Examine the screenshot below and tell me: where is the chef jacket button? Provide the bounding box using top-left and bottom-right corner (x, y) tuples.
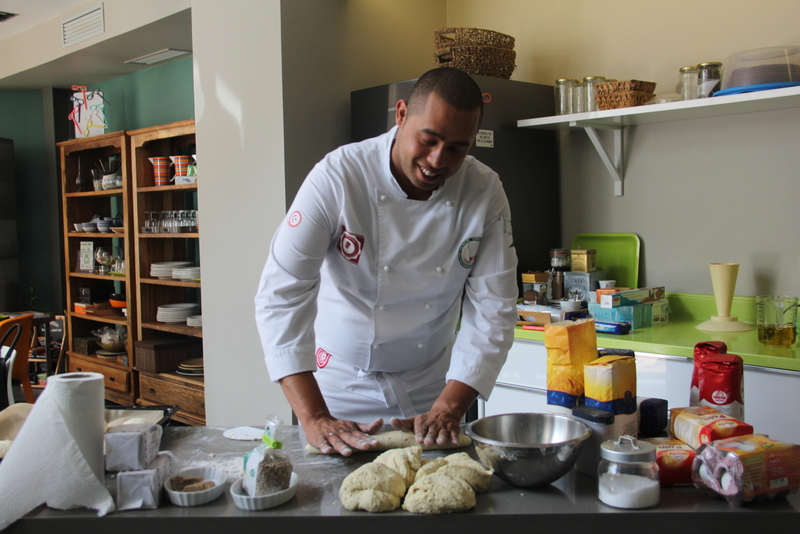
(446, 201), (453, 207)
(379, 305), (385, 311)
(436, 266), (444, 273)
(383, 265), (390, 272)
(372, 344), (379, 349)
(417, 343), (424, 349)
(380, 195), (387, 202)
(424, 303), (431, 309)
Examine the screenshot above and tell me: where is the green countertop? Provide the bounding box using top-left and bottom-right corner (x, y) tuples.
(514, 292), (800, 373)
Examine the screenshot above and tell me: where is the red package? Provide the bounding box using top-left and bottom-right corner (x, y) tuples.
(690, 342), (744, 420)
(642, 437), (696, 486)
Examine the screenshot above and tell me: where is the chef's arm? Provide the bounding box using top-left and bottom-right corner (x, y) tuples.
(279, 371), (382, 456)
(391, 379), (477, 446)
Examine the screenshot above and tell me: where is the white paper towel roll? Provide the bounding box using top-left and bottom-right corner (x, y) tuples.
(0, 372), (115, 530)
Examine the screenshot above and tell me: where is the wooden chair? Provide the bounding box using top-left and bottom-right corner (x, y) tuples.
(0, 314), (35, 404)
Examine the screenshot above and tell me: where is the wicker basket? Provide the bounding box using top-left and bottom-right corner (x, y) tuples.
(433, 27), (516, 79)
(595, 90), (655, 110)
(435, 46), (516, 79)
(595, 79), (657, 95)
(434, 27), (515, 50)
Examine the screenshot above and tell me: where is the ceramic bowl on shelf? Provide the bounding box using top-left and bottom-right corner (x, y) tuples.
(164, 466), (227, 507)
(81, 222), (97, 232)
(229, 473), (298, 511)
(73, 223), (82, 232)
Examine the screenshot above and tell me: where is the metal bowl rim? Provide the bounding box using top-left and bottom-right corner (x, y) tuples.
(465, 412), (591, 449)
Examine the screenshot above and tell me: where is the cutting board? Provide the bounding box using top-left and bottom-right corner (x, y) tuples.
(571, 233), (640, 288)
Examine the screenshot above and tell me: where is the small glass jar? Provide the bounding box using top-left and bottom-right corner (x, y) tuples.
(549, 248), (570, 270)
(679, 66), (699, 100)
(598, 435), (660, 509)
(697, 61), (723, 98)
(583, 76), (607, 112)
(572, 79), (586, 113)
(555, 79), (577, 115)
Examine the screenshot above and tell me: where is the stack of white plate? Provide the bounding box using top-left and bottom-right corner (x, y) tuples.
(151, 261), (193, 279)
(186, 315), (203, 328)
(173, 266), (201, 281)
(157, 303), (200, 323)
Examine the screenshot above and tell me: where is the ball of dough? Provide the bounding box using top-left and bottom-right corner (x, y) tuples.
(414, 457), (448, 482)
(403, 472), (476, 514)
(374, 445), (422, 488)
(339, 462), (406, 512)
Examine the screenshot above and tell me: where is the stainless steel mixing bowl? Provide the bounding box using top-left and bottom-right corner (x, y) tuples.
(465, 413), (590, 488)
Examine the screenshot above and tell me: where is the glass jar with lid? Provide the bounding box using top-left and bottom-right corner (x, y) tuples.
(583, 76), (607, 112)
(555, 78), (577, 115)
(697, 61), (723, 98)
(572, 79), (586, 113)
(598, 435), (660, 509)
(678, 66), (699, 100)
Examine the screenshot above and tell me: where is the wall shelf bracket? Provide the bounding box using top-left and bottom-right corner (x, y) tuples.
(571, 120), (624, 196)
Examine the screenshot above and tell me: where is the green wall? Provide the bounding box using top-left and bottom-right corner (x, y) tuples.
(0, 56), (194, 313)
(95, 56), (194, 131)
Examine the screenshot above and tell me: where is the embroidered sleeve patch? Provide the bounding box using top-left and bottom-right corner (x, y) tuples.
(458, 237), (481, 268)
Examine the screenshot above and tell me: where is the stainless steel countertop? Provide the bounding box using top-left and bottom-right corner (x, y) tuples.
(10, 425), (800, 534)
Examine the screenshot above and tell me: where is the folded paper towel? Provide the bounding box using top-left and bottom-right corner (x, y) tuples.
(0, 372), (115, 530)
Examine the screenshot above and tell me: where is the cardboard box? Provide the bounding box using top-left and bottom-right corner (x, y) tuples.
(595, 287), (632, 303)
(600, 286), (666, 308)
(651, 299), (670, 323)
(570, 249), (597, 272)
(589, 302), (653, 329)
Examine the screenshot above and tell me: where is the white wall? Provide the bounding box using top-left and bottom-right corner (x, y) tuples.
(195, 0), (445, 425)
(190, 0), (288, 425)
(448, 0), (800, 297)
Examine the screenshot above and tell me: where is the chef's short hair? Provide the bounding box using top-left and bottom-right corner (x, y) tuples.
(407, 67), (483, 122)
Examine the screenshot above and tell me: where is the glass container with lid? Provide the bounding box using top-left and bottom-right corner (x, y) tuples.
(555, 79), (577, 115)
(598, 435), (659, 509)
(678, 66), (699, 100)
(583, 76), (607, 112)
(697, 61), (723, 98)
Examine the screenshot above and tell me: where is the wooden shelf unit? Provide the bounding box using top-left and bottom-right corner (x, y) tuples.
(58, 131), (138, 404)
(128, 120), (205, 425)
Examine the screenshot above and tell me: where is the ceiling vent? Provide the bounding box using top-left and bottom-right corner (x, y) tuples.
(0, 11), (19, 23)
(62, 4), (104, 48)
(125, 49), (191, 65)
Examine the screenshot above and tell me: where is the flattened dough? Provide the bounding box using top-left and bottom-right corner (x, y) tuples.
(305, 430), (471, 455)
(339, 462), (406, 512)
(403, 471), (476, 514)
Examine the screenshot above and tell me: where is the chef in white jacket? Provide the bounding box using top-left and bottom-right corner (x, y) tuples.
(255, 68), (518, 456)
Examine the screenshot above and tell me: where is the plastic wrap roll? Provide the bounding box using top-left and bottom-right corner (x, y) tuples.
(692, 435), (800, 506)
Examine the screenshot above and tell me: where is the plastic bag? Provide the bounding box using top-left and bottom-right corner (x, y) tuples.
(243, 416), (293, 496)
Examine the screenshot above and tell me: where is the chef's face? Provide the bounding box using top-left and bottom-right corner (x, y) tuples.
(390, 92), (481, 200)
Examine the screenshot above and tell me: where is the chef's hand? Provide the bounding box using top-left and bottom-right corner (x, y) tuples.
(390, 380), (478, 447)
(278, 371), (382, 456)
(305, 415), (383, 456)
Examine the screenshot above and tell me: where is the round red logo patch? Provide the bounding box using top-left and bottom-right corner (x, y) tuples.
(315, 347), (332, 368)
(288, 211), (302, 227)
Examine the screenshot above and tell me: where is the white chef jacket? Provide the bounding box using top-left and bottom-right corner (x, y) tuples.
(255, 126), (518, 417)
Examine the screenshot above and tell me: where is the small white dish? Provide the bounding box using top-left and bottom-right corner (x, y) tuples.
(223, 426), (263, 441)
(229, 473), (298, 511)
(599, 280), (616, 289)
(560, 299), (582, 312)
(164, 466), (227, 507)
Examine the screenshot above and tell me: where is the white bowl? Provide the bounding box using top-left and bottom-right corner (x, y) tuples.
(164, 466), (227, 507)
(560, 299), (583, 312)
(229, 472), (298, 511)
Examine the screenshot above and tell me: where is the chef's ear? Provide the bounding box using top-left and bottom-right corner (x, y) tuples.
(395, 100), (408, 127)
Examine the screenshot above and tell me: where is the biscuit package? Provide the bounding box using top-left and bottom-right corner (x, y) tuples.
(670, 406), (753, 450)
(692, 434), (800, 506)
(642, 437), (695, 486)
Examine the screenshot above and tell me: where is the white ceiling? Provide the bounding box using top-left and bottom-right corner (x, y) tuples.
(0, 1), (193, 91)
(0, 0), (88, 41)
